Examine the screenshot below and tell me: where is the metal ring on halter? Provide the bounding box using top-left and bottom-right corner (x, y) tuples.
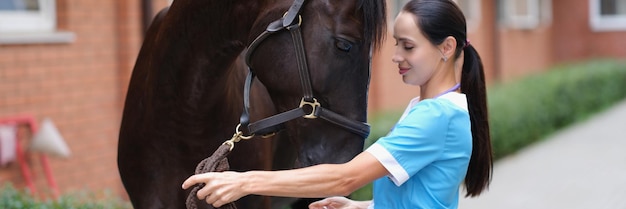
(283, 12), (302, 26)
(235, 124), (255, 140)
(223, 124), (255, 151)
(299, 98), (320, 119)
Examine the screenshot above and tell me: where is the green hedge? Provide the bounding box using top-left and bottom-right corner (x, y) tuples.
(352, 59), (626, 200)
(0, 183), (131, 209)
(488, 59), (626, 159)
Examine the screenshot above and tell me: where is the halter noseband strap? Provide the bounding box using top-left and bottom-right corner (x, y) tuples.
(239, 0), (371, 138)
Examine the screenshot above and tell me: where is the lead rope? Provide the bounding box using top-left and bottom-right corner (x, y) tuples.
(185, 143), (238, 209)
(186, 125), (252, 209)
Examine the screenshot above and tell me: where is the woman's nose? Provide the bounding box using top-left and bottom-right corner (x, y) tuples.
(391, 53), (402, 63)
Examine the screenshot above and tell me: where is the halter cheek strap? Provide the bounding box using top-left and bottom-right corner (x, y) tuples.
(238, 0), (370, 139)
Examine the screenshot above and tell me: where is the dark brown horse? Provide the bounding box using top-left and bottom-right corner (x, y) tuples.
(118, 0), (386, 208)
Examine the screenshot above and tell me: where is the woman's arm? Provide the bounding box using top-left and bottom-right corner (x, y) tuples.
(182, 151), (387, 207)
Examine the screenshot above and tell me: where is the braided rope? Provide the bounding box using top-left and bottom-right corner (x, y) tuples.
(186, 143), (238, 209)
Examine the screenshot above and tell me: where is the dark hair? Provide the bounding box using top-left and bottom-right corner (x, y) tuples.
(403, 0), (492, 197)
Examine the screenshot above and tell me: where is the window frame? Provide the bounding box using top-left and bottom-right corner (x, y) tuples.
(0, 0), (56, 32)
(500, 0), (541, 29)
(589, 0), (626, 31)
(0, 0), (74, 45)
(453, 0), (482, 32)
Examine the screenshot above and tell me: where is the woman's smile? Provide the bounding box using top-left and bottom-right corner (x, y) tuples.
(399, 67), (410, 75)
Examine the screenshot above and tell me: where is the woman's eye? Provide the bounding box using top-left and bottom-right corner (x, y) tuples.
(335, 39), (353, 52)
(394, 40), (413, 50)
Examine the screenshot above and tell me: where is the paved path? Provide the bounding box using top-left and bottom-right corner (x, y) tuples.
(459, 99), (626, 209)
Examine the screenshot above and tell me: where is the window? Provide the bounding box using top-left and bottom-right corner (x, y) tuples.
(0, 0), (55, 32)
(499, 0), (552, 29)
(590, 0), (626, 31)
(453, 0), (481, 32)
(0, 0), (74, 44)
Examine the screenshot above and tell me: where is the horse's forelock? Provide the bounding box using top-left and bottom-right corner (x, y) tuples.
(358, 0), (387, 50)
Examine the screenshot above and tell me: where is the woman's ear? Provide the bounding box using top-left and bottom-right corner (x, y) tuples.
(439, 36), (458, 60)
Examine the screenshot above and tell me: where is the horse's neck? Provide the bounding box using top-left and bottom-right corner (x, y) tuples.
(167, 0), (285, 75)
(157, 0), (264, 99)
(145, 0), (283, 114)
(170, 0), (262, 64)
(122, 1), (258, 130)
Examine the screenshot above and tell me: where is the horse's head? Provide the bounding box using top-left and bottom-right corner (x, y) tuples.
(245, 0), (386, 167)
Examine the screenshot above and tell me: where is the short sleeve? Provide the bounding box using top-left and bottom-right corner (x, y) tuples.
(366, 99), (448, 186)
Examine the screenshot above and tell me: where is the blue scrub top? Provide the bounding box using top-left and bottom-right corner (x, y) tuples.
(365, 92), (472, 209)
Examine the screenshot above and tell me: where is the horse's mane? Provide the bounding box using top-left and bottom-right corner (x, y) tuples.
(358, 0), (387, 50)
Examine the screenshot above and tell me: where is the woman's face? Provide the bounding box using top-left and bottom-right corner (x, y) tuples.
(391, 12), (444, 86)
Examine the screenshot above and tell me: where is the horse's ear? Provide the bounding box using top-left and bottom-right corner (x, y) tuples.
(30, 118), (71, 158)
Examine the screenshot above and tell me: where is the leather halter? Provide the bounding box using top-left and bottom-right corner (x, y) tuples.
(239, 0), (371, 139)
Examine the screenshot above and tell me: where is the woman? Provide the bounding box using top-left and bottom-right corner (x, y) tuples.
(182, 0), (492, 208)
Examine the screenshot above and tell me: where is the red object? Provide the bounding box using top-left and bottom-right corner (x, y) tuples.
(0, 114), (60, 198)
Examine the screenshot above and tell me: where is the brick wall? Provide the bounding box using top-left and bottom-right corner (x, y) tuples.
(0, 0), (173, 199)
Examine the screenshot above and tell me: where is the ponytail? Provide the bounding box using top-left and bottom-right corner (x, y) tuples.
(460, 44), (493, 197)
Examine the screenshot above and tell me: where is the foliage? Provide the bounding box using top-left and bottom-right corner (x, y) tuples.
(488, 59), (626, 159)
(364, 110), (404, 147)
(352, 59), (626, 200)
(0, 183), (132, 209)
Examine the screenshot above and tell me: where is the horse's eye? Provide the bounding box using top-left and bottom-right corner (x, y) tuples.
(335, 39), (353, 52)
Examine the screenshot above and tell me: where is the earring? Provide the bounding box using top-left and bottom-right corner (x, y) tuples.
(439, 50), (448, 62)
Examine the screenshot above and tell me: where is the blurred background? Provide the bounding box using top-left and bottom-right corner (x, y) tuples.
(1, 0), (625, 208)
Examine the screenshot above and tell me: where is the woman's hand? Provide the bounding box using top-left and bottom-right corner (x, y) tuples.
(182, 171), (247, 208)
(308, 196), (371, 209)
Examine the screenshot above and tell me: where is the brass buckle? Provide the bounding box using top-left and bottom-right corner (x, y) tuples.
(299, 98), (320, 119)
